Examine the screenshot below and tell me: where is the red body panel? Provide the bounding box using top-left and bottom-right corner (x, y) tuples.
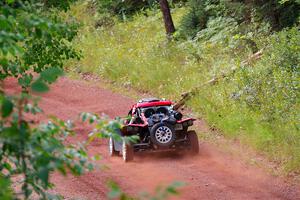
(133, 100), (172, 109)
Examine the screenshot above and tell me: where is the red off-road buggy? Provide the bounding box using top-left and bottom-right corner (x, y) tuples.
(109, 98), (199, 162)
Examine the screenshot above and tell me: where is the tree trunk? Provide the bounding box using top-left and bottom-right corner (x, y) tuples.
(159, 0), (175, 37)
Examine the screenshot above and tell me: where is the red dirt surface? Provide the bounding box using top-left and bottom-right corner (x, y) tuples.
(6, 77), (300, 200)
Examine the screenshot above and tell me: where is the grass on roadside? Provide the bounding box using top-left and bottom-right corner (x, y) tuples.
(63, 2), (300, 175)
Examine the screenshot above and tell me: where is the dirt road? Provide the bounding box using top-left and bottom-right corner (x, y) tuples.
(6, 77), (300, 200)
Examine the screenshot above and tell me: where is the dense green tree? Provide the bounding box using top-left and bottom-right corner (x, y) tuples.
(0, 1), (116, 199)
(178, 0), (208, 39)
(179, 0), (300, 38)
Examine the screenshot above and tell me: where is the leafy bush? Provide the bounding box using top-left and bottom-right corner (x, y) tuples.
(178, 0), (208, 39)
(0, 1), (121, 199)
(236, 27), (299, 122)
(107, 180), (185, 200)
(37, 0), (78, 11)
(95, 0), (157, 19)
(94, 0), (188, 20)
(178, 0), (300, 39)
(250, 0), (300, 30)
(194, 17), (238, 45)
(0, 0), (91, 198)
(190, 27), (300, 172)
(0, 1), (80, 91)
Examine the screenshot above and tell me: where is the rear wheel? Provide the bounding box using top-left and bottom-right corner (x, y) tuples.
(187, 130), (199, 155)
(122, 139), (134, 162)
(108, 137), (118, 156)
(150, 123), (176, 147)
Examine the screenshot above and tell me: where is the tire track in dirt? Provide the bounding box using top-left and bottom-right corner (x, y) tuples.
(6, 77), (300, 200)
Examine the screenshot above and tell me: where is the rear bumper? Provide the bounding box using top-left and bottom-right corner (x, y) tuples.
(133, 138), (190, 152)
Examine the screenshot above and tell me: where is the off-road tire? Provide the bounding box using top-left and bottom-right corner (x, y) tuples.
(187, 130), (199, 155)
(122, 139), (134, 162)
(150, 123), (176, 147)
(108, 137), (118, 157)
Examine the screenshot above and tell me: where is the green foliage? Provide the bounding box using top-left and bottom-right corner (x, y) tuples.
(250, 0), (300, 30)
(1, 97), (13, 118)
(0, 1), (80, 92)
(69, 2), (300, 175)
(30, 79), (50, 93)
(263, 27), (299, 73)
(0, 175), (12, 200)
(178, 0), (300, 39)
(239, 27), (299, 128)
(38, 0), (78, 11)
(81, 112), (139, 144)
(178, 0), (208, 39)
(95, 0), (157, 19)
(0, 106), (93, 199)
(0, 0), (92, 199)
(194, 17), (239, 45)
(107, 181), (133, 200)
(1, 1), (184, 199)
(107, 180), (185, 200)
(0, 97), (123, 199)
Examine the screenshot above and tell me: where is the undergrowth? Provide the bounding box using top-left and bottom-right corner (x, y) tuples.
(63, 2), (300, 175)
